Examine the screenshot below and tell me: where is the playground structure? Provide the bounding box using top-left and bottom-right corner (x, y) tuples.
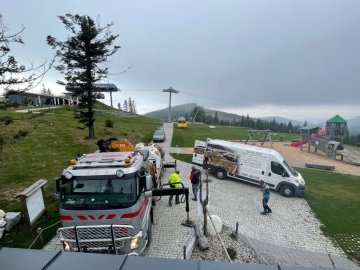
(299, 123), (360, 166)
(245, 129), (273, 147)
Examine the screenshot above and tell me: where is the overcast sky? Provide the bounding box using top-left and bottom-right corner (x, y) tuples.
(1, 0), (360, 122)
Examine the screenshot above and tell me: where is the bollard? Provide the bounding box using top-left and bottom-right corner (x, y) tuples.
(183, 245), (187, 259)
(37, 228), (44, 245)
(235, 222), (239, 235)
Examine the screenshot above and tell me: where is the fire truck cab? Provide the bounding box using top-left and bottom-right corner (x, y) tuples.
(54, 146), (155, 255)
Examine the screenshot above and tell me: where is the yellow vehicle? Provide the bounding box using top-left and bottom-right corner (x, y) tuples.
(177, 117), (187, 128)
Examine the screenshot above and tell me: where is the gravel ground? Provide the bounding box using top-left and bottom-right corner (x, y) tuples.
(190, 226), (263, 264)
(265, 142), (360, 176)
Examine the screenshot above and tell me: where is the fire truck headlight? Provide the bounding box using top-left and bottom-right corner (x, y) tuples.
(63, 241), (71, 251)
(130, 237), (139, 250)
(116, 169), (124, 178)
(64, 171), (73, 180)
(130, 232), (142, 250)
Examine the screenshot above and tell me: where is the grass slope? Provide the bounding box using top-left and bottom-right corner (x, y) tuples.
(172, 123), (300, 147)
(0, 105), (160, 248)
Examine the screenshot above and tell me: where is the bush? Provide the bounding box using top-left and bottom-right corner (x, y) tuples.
(13, 129), (30, 139)
(105, 119), (114, 128)
(226, 247), (237, 260)
(0, 115), (14, 125)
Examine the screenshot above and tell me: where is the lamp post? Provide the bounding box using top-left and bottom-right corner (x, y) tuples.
(162, 87), (179, 122)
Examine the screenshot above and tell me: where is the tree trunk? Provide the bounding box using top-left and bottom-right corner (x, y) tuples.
(88, 89), (95, 139)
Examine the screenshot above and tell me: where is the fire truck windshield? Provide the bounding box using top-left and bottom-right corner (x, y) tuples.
(60, 175), (138, 210)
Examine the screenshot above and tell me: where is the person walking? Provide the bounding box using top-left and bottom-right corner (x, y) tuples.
(260, 180), (272, 215)
(189, 166), (201, 201)
(168, 170), (181, 206)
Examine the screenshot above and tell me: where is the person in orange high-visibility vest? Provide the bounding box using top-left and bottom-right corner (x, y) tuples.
(168, 170), (181, 206)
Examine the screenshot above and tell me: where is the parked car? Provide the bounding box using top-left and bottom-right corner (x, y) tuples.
(153, 130), (166, 142)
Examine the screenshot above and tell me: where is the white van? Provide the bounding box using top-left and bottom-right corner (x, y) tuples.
(192, 139), (305, 197)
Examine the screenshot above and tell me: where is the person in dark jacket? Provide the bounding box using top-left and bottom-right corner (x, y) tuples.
(260, 180), (272, 215)
(189, 166), (201, 201)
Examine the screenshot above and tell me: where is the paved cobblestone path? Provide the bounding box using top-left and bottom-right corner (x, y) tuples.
(144, 123), (197, 258)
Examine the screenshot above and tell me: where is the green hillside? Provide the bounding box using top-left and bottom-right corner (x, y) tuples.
(0, 104), (160, 248)
(144, 103), (197, 121)
(172, 123), (300, 147)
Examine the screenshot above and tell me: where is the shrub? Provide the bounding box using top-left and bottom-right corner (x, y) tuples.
(13, 129), (30, 139)
(105, 119), (114, 128)
(226, 247), (237, 260)
(0, 115), (14, 125)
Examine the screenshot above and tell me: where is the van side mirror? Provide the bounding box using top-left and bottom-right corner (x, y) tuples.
(145, 175), (153, 191)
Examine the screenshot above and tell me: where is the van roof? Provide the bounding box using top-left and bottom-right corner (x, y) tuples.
(207, 139), (284, 162)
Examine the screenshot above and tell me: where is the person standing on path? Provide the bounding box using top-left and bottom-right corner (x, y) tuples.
(260, 180), (272, 215)
(189, 166), (201, 201)
(168, 170), (181, 206)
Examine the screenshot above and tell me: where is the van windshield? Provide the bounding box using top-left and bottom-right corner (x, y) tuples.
(60, 175), (138, 210)
(282, 161), (298, 177)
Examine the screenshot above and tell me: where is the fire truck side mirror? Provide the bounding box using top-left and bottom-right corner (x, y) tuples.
(145, 175), (153, 191)
(54, 178), (61, 194)
(144, 191), (153, 198)
(54, 178), (61, 199)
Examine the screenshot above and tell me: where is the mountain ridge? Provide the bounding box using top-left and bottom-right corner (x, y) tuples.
(144, 103), (360, 134)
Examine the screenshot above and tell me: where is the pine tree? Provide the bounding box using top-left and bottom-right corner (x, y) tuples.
(128, 97), (133, 113)
(287, 121), (293, 133)
(123, 100), (128, 112)
(214, 112), (219, 124)
(47, 14), (120, 138)
(117, 102), (122, 110)
(132, 100), (137, 114)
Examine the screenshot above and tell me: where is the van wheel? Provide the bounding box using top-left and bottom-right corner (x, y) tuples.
(146, 221), (152, 247)
(215, 168), (226, 180)
(280, 185), (294, 197)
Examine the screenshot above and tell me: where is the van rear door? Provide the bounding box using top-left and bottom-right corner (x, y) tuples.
(192, 140), (206, 165)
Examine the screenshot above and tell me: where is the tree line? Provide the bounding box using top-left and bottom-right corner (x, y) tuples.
(117, 97), (137, 114)
(188, 106), (300, 134)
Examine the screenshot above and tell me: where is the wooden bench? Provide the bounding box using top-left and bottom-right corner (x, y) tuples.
(305, 163), (335, 171)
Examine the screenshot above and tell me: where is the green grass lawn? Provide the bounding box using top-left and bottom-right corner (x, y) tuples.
(298, 168), (360, 263)
(172, 154), (360, 263)
(171, 123), (301, 147)
(0, 104), (161, 249)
